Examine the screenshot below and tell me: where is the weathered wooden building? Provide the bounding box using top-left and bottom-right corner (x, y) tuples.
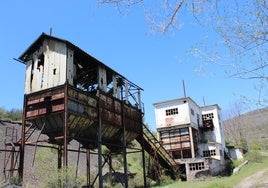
(18, 32), (145, 187)
(154, 97), (226, 180)
(1, 33), (179, 187)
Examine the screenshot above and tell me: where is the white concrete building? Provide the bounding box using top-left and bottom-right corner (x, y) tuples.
(154, 97), (227, 180)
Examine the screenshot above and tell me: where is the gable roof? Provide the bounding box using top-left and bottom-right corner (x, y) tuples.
(18, 32), (143, 90)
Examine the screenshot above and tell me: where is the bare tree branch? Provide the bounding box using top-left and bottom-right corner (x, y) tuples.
(163, 1), (184, 34)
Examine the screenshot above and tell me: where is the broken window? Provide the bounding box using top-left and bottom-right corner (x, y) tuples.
(172, 151), (181, 159)
(37, 54), (44, 70)
(38, 54), (45, 88)
(191, 108), (194, 116)
(202, 113), (214, 130)
(197, 113), (200, 126)
(189, 162), (205, 171)
(165, 108), (178, 116)
(202, 113), (214, 120)
(211, 149), (216, 156)
(203, 149), (216, 157)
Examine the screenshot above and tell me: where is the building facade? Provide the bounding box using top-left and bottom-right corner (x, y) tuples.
(154, 97), (226, 180)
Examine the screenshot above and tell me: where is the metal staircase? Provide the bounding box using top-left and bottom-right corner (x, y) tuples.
(136, 124), (180, 181)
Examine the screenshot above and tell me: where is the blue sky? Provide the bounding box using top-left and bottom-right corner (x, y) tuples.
(0, 1), (258, 130)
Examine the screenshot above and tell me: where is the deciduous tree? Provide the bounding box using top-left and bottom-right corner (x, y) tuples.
(100, 0), (268, 106)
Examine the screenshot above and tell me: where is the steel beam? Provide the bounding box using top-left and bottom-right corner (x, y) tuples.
(18, 95), (27, 180)
(98, 102), (103, 188)
(86, 149), (91, 186)
(63, 85), (68, 168)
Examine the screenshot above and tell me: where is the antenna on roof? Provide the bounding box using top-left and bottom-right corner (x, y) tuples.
(50, 27), (53, 36)
(182, 80), (187, 98)
(203, 96), (206, 106)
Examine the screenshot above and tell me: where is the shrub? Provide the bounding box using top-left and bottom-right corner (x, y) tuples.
(245, 150), (263, 163)
(251, 140), (261, 150)
(225, 159), (234, 176)
(0, 107), (22, 121)
(9, 176), (22, 186)
(35, 148), (86, 188)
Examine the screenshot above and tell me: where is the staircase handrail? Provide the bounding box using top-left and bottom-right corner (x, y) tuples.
(142, 124), (180, 176)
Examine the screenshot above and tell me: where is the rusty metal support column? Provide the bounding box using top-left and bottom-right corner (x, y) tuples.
(98, 103), (103, 188)
(141, 137), (147, 187)
(108, 154), (112, 187)
(58, 145), (63, 187)
(122, 127), (128, 188)
(18, 95), (27, 180)
(138, 89), (142, 110)
(63, 85), (68, 168)
(86, 149), (91, 187)
(58, 145), (62, 169)
(120, 86), (128, 188)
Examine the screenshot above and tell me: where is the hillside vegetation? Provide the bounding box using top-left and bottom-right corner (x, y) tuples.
(223, 107), (268, 151)
(0, 107), (22, 122)
(1, 107), (268, 187)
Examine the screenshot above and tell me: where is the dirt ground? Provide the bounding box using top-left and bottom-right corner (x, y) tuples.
(234, 152), (268, 188)
(234, 167), (268, 188)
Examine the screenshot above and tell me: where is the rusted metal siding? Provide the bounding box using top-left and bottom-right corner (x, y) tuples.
(68, 87), (98, 120)
(23, 84), (142, 150)
(25, 86), (65, 118)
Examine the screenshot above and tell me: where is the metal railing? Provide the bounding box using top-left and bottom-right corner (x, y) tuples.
(141, 124), (180, 179)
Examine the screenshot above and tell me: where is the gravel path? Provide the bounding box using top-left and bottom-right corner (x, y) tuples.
(234, 167), (268, 188)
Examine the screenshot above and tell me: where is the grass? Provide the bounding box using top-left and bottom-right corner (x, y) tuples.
(154, 155), (268, 188)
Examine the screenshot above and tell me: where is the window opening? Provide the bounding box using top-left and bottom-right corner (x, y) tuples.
(191, 108), (194, 116)
(202, 113), (214, 121)
(189, 162), (205, 171)
(203, 149), (216, 157)
(37, 54), (44, 70)
(166, 108), (178, 116)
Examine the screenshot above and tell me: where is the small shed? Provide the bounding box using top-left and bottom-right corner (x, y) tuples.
(227, 146), (244, 160)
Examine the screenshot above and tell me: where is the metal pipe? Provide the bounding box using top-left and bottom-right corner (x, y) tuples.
(182, 80), (187, 98)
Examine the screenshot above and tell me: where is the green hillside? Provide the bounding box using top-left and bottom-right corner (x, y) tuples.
(223, 107), (268, 150)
